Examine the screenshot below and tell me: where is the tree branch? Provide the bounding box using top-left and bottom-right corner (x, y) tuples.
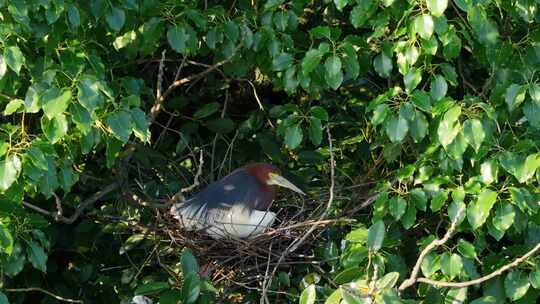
(415, 242), (540, 288)
(4, 287), (83, 303)
(22, 182), (120, 224)
(398, 206), (465, 290)
(148, 44), (241, 122)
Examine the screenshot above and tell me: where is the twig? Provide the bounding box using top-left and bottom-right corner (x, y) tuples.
(262, 127), (336, 298)
(4, 287), (83, 303)
(289, 128), (335, 253)
(180, 149), (204, 193)
(52, 192), (63, 221)
(156, 50), (166, 101)
(415, 242), (540, 288)
(210, 92), (229, 182)
(398, 206), (465, 290)
(148, 44), (241, 122)
(22, 183), (120, 224)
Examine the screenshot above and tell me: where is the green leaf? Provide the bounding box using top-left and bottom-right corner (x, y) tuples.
(0, 55), (7, 78)
(324, 55), (343, 90)
(373, 52), (392, 78)
(463, 119), (485, 152)
(41, 114), (68, 144)
(422, 36), (439, 55)
(411, 188), (427, 211)
(27, 241), (47, 272)
(438, 106), (461, 148)
(0, 292), (8, 304)
(273, 52), (294, 71)
(285, 124), (303, 149)
(302, 49), (324, 75)
(4, 242), (25, 277)
(430, 75), (448, 101)
(67, 5), (81, 27)
(440, 30), (462, 59)
(224, 21), (239, 42)
(376, 272), (400, 290)
(505, 270), (530, 301)
(334, 0), (349, 11)
(467, 189), (497, 230)
(404, 68), (422, 93)
(106, 111), (133, 143)
(385, 114), (409, 142)
(401, 203), (417, 229)
(411, 90), (432, 112)
(457, 239), (477, 260)
(106, 7), (125, 31)
(77, 77), (104, 113)
(529, 83), (540, 103)
(492, 203), (515, 233)
(371, 104), (389, 126)
(182, 273), (201, 303)
(341, 43), (359, 80)
(299, 284), (316, 304)
(441, 253), (463, 279)
(350, 1), (376, 28)
(194, 102), (220, 119)
(4, 46), (25, 75)
(41, 88), (71, 119)
(409, 112), (429, 142)
(415, 14), (434, 39)
(449, 200), (466, 226)
(445, 288), (467, 304)
(480, 159), (498, 184)
(470, 296), (496, 304)
(529, 261), (540, 289)
(505, 84), (527, 112)
(367, 220), (385, 252)
(308, 117), (323, 146)
(181, 250), (199, 274)
(168, 25), (188, 54)
(71, 103), (92, 134)
(431, 190), (448, 212)
(310, 106), (329, 121)
(427, 0), (448, 16)
(0, 155), (21, 192)
(499, 152), (540, 183)
(524, 101), (540, 128)
(389, 196), (406, 220)
(206, 118), (235, 134)
(0, 223), (13, 255)
(421, 252), (441, 277)
(135, 281), (169, 295)
(3, 99), (24, 115)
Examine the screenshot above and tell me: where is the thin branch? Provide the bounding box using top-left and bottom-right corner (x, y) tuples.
(415, 242), (540, 288)
(180, 149), (204, 194)
(4, 287), (83, 303)
(288, 127), (335, 253)
(156, 49), (166, 101)
(398, 206), (465, 291)
(22, 182), (120, 224)
(262, 127), (336, 300)
(148, 44), (241, 123)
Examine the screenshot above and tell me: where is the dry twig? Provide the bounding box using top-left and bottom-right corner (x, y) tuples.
(4, 287), (83, 303)
(416, 242), (540, 288)
(22, 183), (119, 224)
(398, 207), (465, 290)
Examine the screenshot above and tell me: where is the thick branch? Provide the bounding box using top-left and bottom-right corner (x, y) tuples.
(398, 207), (465, 290)
(415, 242), (540, 288)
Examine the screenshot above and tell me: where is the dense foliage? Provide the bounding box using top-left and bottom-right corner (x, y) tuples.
(1, 0), (540, 303)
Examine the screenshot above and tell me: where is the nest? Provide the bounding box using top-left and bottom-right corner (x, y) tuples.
(160, 191), (342, 287)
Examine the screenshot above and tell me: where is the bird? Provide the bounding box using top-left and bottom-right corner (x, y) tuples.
(170, 163), (305, 239)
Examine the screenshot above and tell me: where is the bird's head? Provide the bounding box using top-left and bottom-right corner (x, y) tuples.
(245, 163), (306, 195)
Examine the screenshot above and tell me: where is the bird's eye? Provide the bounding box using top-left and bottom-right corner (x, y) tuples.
(224, 184), (235, 191)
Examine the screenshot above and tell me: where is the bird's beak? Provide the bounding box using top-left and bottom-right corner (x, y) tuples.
(267, 173), (306, 195)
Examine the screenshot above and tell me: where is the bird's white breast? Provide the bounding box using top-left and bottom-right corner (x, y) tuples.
(170, 203), (276, 239)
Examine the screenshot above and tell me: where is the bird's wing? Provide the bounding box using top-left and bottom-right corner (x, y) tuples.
(170, 169), (265, 231)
